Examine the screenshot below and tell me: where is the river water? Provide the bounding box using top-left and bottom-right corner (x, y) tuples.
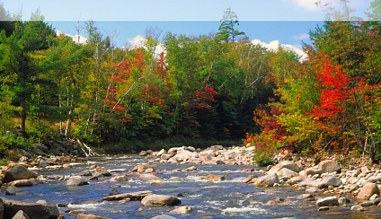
(2, 155), (381, 218)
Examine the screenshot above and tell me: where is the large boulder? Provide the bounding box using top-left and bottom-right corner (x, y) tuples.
(357, 182), (380, 200)
(268, 161), (301, 174)
(255, 174), (279, 187)
(318, 176), (342, 188)
(141, 195), (181, 207)
(317, 160), (341, 173)
(172, 150), (197, 163)
(3, 165), (37, 183)
(2, 198), (59, 219)
(276, 168), (299, 180)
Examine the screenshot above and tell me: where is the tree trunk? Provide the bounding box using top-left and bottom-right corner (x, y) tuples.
(20, 104), (27, 137)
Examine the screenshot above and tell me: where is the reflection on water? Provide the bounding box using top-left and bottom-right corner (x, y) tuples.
(2, 155), (381, 219)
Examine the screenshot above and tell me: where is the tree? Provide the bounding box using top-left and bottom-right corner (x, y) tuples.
(217, 8), (246, 42)
(0, 20), (56, 135)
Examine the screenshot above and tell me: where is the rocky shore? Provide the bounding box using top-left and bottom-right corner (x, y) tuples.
(0, 144), (380, 218)
(140, 146), (381, 214)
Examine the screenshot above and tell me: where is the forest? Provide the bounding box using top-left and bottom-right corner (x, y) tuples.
(1, 3), (381, 164)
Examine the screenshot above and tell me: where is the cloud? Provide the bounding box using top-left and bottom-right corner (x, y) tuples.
(289, 0), (329, 11)
(128, 35), (146, 48)
(127, 35), (165, 57)
(293, 32), (309, 40)
(251, 39), (307, 61)
(56, 30), (88, 44)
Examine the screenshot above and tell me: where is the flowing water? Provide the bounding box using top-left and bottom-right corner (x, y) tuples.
(2, 155), (381, 219)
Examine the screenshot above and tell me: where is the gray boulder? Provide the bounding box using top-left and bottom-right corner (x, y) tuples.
(318, 176), (342, 188)
(316, 196), (339, 207)
(66, 176), (89, 186)
(268, 161), (301, 174)
(317, 160), (341, 173)
(255, 174), (279, 187)
(2, 198), (59, 219)
(141, 195), (181, 207)
(3, 165), (37, 183)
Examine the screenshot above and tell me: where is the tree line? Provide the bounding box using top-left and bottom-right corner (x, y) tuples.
(0, 7), (274, 155)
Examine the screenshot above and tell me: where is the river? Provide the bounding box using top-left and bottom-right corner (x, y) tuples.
(2, 155), (381, 218)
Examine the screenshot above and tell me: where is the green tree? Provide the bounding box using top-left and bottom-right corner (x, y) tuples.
(0, 20), (56, 135)
(217, 8), (246, 42)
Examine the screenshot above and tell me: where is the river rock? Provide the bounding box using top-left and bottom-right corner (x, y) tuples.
(316, 196), (339, 206)
(141, 195), (181, 207)
(338, 197), (350, 206)
(91, 166), (111, 177)
(317, 160), (341, 173)
(103, 190), (153, 201)
(2, 198), (59, 219)
(5, 186), (18, 196)
(318, 176), (342, 188)
(151, 215), (177, 219)
(318, 206), (330, 211)
(357, 182), (380, 200)
(205, 174), (225, 181)
(276, 168), (298, 179)
(255, 173), (279, 187)
(268, 161), (301, 175)
(3, 165), (37, 183)
(287, 175), (305, 185)
(136, 173), (161, 181)
(8, 179), (35, 187)
(67, 209), (86, 216)
(11, 210), (30, 219)
(172, 150), (197, 163)
(351, 205), (366, 211)
(132, 164), (155, 173)
(77, 213), (110, 219)
(66, 176), (89, 186)
(107, 176), (128, 182)
(169, 205), (192, 214)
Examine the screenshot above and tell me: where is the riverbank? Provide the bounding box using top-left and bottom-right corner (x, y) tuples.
(139, 145), (381, 214)
(0, 144), (380, 218)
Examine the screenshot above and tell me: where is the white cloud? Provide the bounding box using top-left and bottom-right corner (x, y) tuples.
(251, 39), (307, 61)
(126, 35), (166, 57)
(128, 35), (146, 48)
(293, 32), (309, 40)
(288, 0), (332, 11)
(56, 30), (88, 45)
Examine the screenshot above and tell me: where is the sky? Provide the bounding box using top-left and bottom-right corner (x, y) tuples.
(0, 0), (375, 56)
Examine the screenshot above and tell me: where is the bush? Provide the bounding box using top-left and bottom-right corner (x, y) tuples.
(0, 134), (32, 158)
(253, 151), (274, 166)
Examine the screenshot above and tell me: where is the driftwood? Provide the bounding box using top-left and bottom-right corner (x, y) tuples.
(76, 139), (96, 157)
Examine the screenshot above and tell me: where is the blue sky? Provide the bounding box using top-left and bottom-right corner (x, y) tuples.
(0, 0), (373, 50)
